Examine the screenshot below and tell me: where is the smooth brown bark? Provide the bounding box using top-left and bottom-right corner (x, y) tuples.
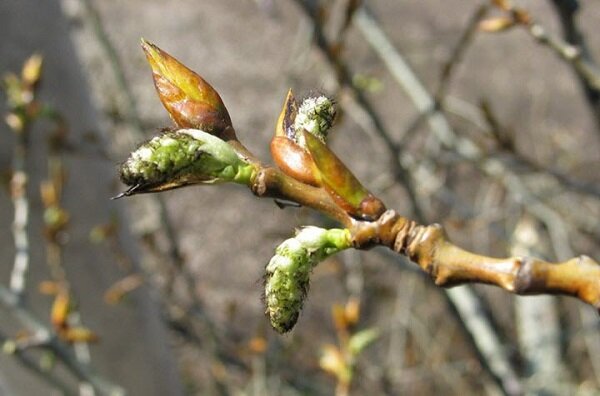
(351, 210), (600, 312)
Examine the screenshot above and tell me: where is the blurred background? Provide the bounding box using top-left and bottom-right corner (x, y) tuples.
(1, 0), (600, 395)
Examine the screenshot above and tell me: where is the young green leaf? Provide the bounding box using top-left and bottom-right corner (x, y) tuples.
(303, 131), (384, 219)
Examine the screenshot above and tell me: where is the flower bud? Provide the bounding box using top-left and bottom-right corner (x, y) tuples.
(117, 129), (255, 197)
(141, 39), (234, 139)
(293, 95), (336, 146)
(271, 90), (385, 220)
(264, 227), (351, 333)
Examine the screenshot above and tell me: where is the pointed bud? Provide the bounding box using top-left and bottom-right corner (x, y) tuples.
(141, 39), (234, 139)
(303, 131), (385, 220)
(264, 227), (351, 333)
(117, 129), (256, 197)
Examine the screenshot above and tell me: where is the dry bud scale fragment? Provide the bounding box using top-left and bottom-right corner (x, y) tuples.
(117, 40), (600, 334)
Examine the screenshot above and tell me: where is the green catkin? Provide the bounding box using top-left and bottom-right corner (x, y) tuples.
(264, 227), (351, 333)
(119, 129), (255, 191)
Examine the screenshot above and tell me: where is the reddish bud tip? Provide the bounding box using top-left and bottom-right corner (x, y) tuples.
(141, 39), (234, 139)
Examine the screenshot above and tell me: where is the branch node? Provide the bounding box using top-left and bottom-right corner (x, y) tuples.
(514, 256), (535, 294)
(252, 168), (268, 197)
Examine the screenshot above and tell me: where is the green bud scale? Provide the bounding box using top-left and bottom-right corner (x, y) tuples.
(264, 226), (351, 333)
(118, 129), (255, 196)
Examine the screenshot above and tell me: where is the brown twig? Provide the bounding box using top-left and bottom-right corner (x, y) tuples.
(248, 148), (600, 313)
(349, 210), (600, 311)
(479, 99), (600, 200)
(491, 0), (600, 100)
(252, 166), (352, 226)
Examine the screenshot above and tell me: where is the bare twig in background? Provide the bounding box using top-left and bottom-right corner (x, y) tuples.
(490, 0), (600, 131)
(579, 306), (600, 385)
(444, 287), (521, 396)
(435, 4), (490, 103)
(0, 330), (76, 396)
(8, 139), (29, 300)
(2, 55), (123, 396)
(548, 0), (600, 130)
(41, 121), (99, 393)
(4, 55), (40, 301)
(511, 215), (568, 394)
(354, 3), (600, 243)
(0, 285), (124, 396)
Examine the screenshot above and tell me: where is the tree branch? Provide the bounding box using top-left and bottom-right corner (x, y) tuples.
(252, 166), (352, 227)
(493, 0), (600, 130)
(350, 210), (600, 311)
